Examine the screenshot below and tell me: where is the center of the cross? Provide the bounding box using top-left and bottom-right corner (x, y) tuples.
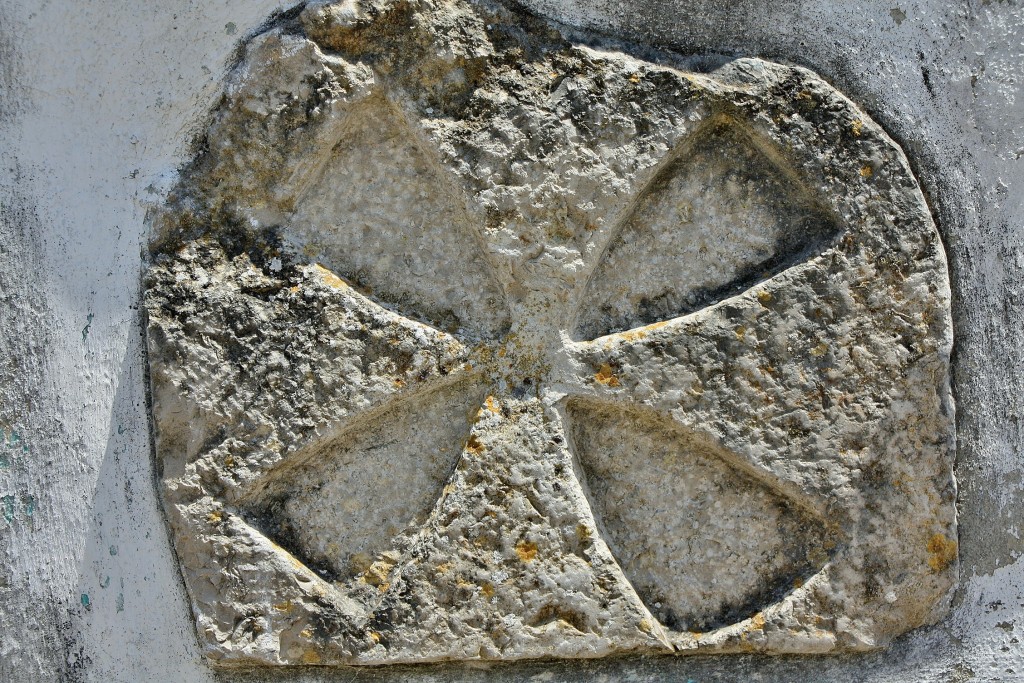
(472, 300), (569, 391)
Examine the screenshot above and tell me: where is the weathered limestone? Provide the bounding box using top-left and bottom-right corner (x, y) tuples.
(143, 0), (956, 666)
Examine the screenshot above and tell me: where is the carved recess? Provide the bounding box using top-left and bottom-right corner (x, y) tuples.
(144, 0), (957, 667)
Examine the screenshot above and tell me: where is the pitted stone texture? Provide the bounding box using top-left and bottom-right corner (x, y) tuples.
(145, 0), (956, 667)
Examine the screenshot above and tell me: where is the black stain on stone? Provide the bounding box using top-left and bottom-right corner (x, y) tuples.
(918, 50), (935, 98)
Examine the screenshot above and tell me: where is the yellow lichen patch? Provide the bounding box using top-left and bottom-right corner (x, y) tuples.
(629, 73), (642, 83)
(465, 435), (485, 455)
(206, 510), (222, 525)
(515, 540), (539, 563)
(481, 582), (496, 598)
(621, 320), (669, 342)
(362, 558), (396, 587)
(368, 631), (381, 643)
(575, 524), (591, 542)
(223, 455), (235, 468)
(757, 290), (773, 306)
(300, 650), (322, 665)
(811, 342), (829, 357)
(393, 378), (405, 388)
(735, 326), (747, 339)
(793, 577), (805, 589)
(273, 600), (293, 612)
(927, 533), (957, 571)
(751, 613), (766, 630)
(852, 119), (863, 136)
(638, 618), (653, 634)
(860, 165), (874, 178)
(299, 628), (314, 639)
(484, 395), (499, 413)
(312, 264), (349, 290)
(436, 562), (453, 574)
(594, 363), (621, 387)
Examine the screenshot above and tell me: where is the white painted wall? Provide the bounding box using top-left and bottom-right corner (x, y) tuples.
(0, 1), (1020, 681)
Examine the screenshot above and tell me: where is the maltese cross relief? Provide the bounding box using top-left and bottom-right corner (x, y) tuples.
(145, 0), (956, 667)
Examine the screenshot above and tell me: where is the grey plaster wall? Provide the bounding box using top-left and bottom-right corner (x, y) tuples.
(0, 0), (1020, 681)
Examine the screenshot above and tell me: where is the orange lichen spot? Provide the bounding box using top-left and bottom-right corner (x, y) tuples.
(751, 613), (766, 630)
(312, 264), (349, 289)
(595, 363), (621, 387)
(860, 165), (874, 178)
(927, 533), (957, 571)
(466, 435), (485, 455)
(393, 378), (405, 388)
(515, 540), (539, 563)
(206, 510), (222, 525)
(852, 119), (863, 136)
(484, 395), (500, 413)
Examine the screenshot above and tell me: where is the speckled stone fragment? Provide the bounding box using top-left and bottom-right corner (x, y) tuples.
(144, 0), (956, 667)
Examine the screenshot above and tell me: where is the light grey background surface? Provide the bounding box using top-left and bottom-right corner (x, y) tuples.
(0, 1), (1020, 681)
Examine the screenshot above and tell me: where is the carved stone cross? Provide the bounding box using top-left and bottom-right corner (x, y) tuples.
(145, 0), (956, 666)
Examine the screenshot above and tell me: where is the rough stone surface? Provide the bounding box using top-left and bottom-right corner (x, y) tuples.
(2, 0), (1022, 681)
(142, 0), (955, 666)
